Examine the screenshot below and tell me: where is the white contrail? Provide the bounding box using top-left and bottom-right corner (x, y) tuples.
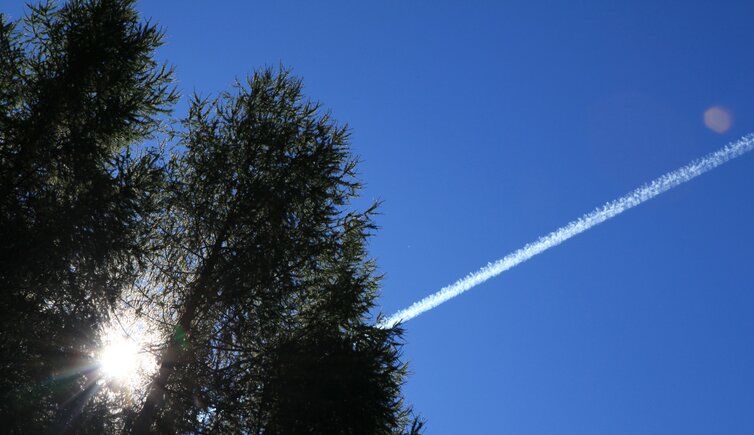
(380, 134), (754, 329)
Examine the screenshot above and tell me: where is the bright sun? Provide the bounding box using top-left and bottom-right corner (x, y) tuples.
(100, 337), (139, 380)
(98, 327), (157, 391)
(97, 315), (160, 391)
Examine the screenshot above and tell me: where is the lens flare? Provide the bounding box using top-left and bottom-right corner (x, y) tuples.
(704, 106), (732, 133)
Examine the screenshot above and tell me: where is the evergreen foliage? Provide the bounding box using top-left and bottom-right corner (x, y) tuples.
(0, 1), (422, 433)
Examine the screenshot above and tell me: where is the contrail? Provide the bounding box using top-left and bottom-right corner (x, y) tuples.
(380, 134), (754, 329)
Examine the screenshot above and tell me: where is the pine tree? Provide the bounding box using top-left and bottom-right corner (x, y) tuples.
(130, 69), (421, 434)
(1, 1), (422, 433)
(0, 0), (175, 432)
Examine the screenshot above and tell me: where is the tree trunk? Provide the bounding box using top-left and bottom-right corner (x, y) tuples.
(131, 219), (232, 434)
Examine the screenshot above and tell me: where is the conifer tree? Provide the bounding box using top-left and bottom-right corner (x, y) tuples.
(130, 69), (421, 434)
(0, 0), (175, 432)
(0, 2), (422, 433)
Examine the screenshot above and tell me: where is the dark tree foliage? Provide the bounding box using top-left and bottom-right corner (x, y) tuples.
(131, 70), (421, 434)
(0, 0), (175, 433)
(1, 1), (422, 434)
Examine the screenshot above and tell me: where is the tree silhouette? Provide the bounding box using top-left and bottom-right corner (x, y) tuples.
(0, 1), (422, 433)
(0, 0), (174, 432)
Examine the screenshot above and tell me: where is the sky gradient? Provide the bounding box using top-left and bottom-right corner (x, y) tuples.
(7, 1), (753, 433)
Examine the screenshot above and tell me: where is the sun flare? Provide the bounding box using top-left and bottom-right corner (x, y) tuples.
(100, 337), (139, 380)
(98, 323), (158, 391)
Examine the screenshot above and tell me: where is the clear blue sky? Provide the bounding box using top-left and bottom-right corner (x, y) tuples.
(9, 1), (754, 432)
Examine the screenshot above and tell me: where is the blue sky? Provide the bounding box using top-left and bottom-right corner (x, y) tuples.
(8, 1), (754, 432)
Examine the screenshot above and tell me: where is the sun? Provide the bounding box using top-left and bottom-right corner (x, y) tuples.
(100, 336), (140, 380)
(97, 324), (158, 391)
